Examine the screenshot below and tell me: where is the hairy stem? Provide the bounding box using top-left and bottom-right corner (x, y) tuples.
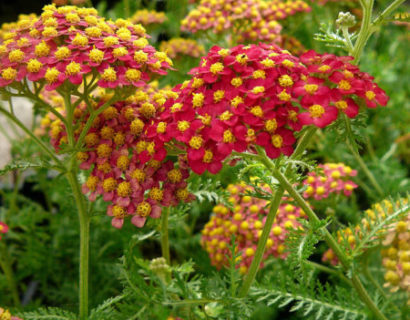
(161, 207), (171, 265)
(0, 243), (20, 306)
(352, 0), (374, 63)
(304, 260), (351, 285)
(66, 162), (90, 320)
(238, 186), (284, 298)
(238, 126), (317, 297)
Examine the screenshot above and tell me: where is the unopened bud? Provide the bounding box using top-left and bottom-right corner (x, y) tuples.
(336, 12), (356, 28)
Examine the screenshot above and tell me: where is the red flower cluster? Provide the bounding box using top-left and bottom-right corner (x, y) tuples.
(41, 86), (194, 229)
(0, 222), (9, 240)
(201, 182), (306, 273)
(148, 44), (387, 175)
(303, 163), (358, 200)
(0, 4), (171, 90)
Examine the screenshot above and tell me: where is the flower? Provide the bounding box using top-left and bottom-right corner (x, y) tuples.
(0, 307), (23, 320)
(303, 163), (358, 200)
(201, 181), (306, 274)
(0, 222), (9, 240)
(159, 38), (205, 59)
(0, 4), (171, 91)
(130, 9), (167, 26)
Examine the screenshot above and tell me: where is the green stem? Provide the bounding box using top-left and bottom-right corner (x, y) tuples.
(343, 115), (384, 197)
(238, 186), (284, 298)
(66, 164), (90, 320)
(0, 243), (20, 306)
(304, 260), (351, 285)
(270, 168), (388, 320)
(0, 107), (63, 168)
(161, 207), (171, 265)
(123, 0), (130, 18)
(352, 0), (374, 63)
(238, 126), (317, 298)
(373, 0), (406, 25)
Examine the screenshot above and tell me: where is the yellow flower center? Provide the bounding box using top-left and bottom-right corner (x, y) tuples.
(113, 47), (128, 58)
(117, 181), (132, 197)
(103, 106), (118, 120)
(189, 136), (203, 149)
(235, 54), (248, 65)
(72, 33), (88, 47)
(231, 77), (243, 87)
(219, 111), (233, 121)
(149, 187), (164, 201)
(281, 59), (294, 68)
(277, 90), (291, 101)
(100, 126), (114, 139)
(65, 61), (81, 76)
(86, 176), (99, 191)
(85, 26), (102, 38)
(261, 58), (275, 67)
(125, 68), (141, 82)
(168, 169), (182, 183)
(140, 102), (156, 118)
(365, 90), (376, 100)
(171, 103), (182, 113)
(112, 205), (126, 218)
(134, 50), (148, 63)
(210, 62), (224, 74)
(27, 59), (43, 73)
(338, 80), (351, 91)
(203, 150), (213, 163)
(8, 49), (25, 62)
(213, 90), (225, 102)
(230, 96), (243, 107)
(271, 134), (283, 148)
(130, 118), (144, 135)
(192, 77), (204, 88)
(250, 106), (263, 117)
(335, 100), (347, 110)
(103, 177), (117, 192)
(253, 70), (266, 79)
(97, 144), (112, 158)
(176, 188), (190, 201)
(265, 119), (277, 132)
(223, 130), (235, 143)
(55, 47), (71, 60)
(177, 120), (190, 132)
(104, 36), (119, 47)
(192, 92), (204, 108)
(132, 169), (146, 182)
(89, 47), (104, 63)
(304, 84), (318, 94)
(35, 41), (50, 57)
(278, 74), (293, 87)
(1, 67), (17, 81)
(309, 104), (325, 118)
(156, 122), (167, 134)
(137, 201), (151, 217)
(318, 65), (330, 72)
(45, 67), (60, 83)
(252, 86), (265, 94)
(102, 67), (117, 82)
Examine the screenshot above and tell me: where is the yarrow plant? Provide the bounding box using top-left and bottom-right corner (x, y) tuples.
(0, 0), (408, 319)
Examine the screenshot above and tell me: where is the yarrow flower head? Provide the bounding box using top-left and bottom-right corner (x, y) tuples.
(322, 199), (410, 269)
(130, 9), (167, 26)
(0, 222), (9, 240)
(381, 213), (409, 302)
(159, 38), (205, 59)
(201, 181), (306, 274)
(0, 4), (171, 90)
(40, 84), (194, 229)
(303, 163), (358, 200)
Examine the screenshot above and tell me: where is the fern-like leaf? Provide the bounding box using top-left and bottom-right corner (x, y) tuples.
(18, 307), (77, 320)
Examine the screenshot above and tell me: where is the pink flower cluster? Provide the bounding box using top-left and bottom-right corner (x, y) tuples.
(147, 43), (387, 176)
(201, 182), (306, 273)
(181, 0), (310, 40)
(303, 163), (358, 200)
(0, 222), (9, 240)
(159, 38), (205, 59)
(41, 86), (194, 229)
(0, 4), (171, 90)
(130, 9), (167, 27)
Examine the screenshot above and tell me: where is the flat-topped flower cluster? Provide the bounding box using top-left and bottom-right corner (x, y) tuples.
(201, 181), (306, 273)
(147, 43), (387, 175)
(0, 4), (171, 90)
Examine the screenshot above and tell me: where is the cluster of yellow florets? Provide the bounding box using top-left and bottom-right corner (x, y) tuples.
(159, 38), (205, 59)
(201, 180), (306, 274)
(0, 13), (37, 42)
(0, 307), (22, 320)
(381, 213), (409, 302)
(130, 9), (167, 26)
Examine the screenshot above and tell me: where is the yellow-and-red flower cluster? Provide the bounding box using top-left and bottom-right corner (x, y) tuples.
(201, 182), (306, 273)
(303, 163), (357, 200)
(147, 44), (387, 175)
(0, 307), (22, 320)
(159, 38), (205, 59)
(0, 222), (9, 240)
(0, 4), (171, 90)
(130, 9), (167, 26)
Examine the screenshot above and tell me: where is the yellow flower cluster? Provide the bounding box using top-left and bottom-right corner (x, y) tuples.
(382, 212), (409, 302)
(159, 38), (205, 59)
(130, 9), (167, 26)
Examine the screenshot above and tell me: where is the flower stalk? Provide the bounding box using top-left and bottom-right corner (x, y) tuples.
(161, 207), (171, 265)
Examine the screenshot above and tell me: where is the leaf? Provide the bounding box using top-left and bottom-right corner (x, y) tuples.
(18, 307), (77, 320)
(0, 159), (53, 176)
